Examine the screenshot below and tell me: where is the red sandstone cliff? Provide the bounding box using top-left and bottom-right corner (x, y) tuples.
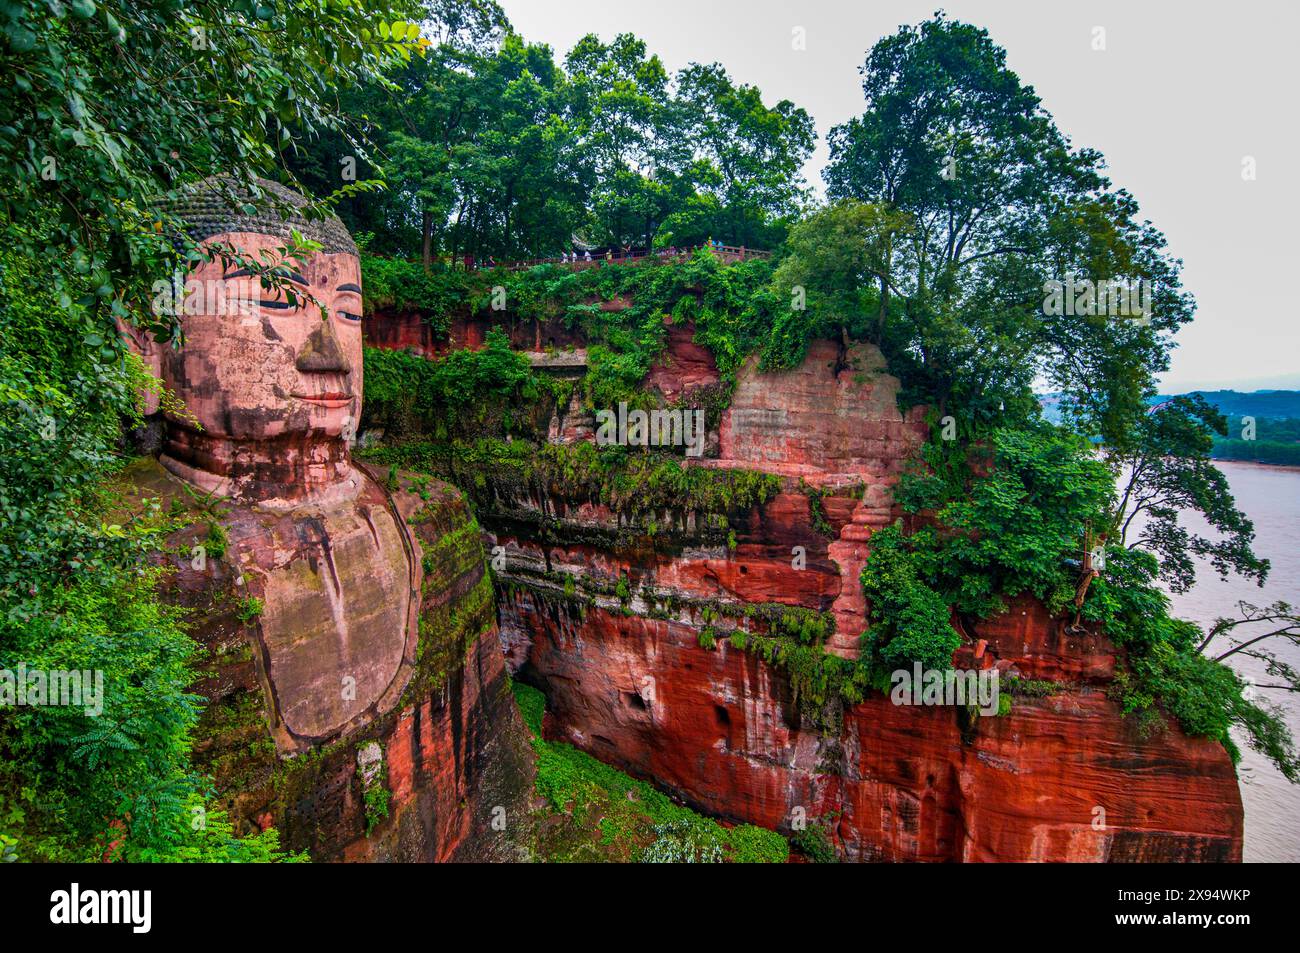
(363, 306), (1245, 862)
(499, 590), (1240, 861)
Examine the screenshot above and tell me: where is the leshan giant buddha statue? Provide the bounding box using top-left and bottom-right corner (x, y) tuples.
(120, 178), (531, 860)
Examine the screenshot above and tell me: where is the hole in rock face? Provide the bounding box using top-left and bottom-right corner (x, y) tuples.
(739, 565), (748, 574)
(714, 704), (731, 728)
(622, 691), (647, 711)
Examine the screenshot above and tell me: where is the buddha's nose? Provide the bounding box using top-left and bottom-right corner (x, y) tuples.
(296, 318), (351, 375)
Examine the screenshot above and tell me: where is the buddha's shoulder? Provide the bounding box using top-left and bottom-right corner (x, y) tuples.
(355, 461), (471, 528)
(112, 455), (218, 524)
(110, 456), (266, 544)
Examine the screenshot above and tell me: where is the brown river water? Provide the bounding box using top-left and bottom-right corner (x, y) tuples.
(1156, 461), (1299, 862)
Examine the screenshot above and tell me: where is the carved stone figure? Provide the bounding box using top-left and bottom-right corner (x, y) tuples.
(128, 178), (417, 751)
(120, 178), (531, 859)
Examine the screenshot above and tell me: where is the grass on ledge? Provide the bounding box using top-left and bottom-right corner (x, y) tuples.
(513, 681), (787, 863)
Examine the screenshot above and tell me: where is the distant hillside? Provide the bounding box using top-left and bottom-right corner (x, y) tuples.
(1154, 392), (1300, 466)
(1154, 390), (1300, 420)
(1039, 389), (1300, 423)
(1038, 390), (1300, 465)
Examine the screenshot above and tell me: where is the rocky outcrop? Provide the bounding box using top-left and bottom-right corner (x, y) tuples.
(645, 319), (721, 400)
(475, 334), (1245, 862)
(500, 590), (1241, 861)
(362, 283), (1246, 863)
(712, 340), (926, 485)
(710, 340), (927, 655)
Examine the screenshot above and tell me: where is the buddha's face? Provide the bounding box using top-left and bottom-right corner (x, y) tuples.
(162, 231), (363, 443)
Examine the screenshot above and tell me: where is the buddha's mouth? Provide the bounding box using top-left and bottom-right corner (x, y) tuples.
(293, 391), (353, 409)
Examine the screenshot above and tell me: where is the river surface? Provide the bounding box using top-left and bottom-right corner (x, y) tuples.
(1156, 461), (1299, 862)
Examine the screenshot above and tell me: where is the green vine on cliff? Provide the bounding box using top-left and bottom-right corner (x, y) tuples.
(361, 437), (781, 525)
(799, 480), (835, 538)
(356, 745), (391, 836)
(361, 330), (538, 441)
(361, 252), (781, 423)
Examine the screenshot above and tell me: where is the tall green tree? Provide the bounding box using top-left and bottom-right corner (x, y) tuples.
(805, 14), (1283, 776)
(565, 32), (673, 249)
(675, 62), (814, 247)
(443, 32), (588, 259)
(766, 200), (910, 365)
(823, 13), (1193, 428)
(286, 1), (515, 261)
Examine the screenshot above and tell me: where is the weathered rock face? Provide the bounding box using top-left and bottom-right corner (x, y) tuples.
(474, 332), (1244, 862)
(645, 318), (721, 400)
(714, 340), (926, 485)
(712, 341), (928, 655)
(121, 458), (534, 861)
(362, 292), (1245, 862)
(364, 311), (483, 358)
(363, 310), (587, 358)
(500, 590), (1240, 861)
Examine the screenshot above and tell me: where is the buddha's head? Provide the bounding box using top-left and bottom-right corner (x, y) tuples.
(153, 177), (365, 503)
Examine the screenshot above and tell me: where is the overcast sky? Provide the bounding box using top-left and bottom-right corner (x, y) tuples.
(499, 0), (1298, 393)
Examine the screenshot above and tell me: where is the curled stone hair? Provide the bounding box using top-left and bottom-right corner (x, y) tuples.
(161, 175), (358, 256)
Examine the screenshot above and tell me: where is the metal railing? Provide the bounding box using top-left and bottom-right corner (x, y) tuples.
(482, 243), (771, 272)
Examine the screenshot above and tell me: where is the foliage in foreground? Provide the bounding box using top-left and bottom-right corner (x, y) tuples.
(1, 0), (419, 862)
(514, 682), (788, 863)
(0, 249), (302, 860)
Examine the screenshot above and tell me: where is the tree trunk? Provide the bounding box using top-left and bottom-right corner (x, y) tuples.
(836, 322), (851, 373)
(876, 274), (889, 343)
(421, 209), (434, 273)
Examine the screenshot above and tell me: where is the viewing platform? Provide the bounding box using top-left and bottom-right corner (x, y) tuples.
(491, 244), (771, 272)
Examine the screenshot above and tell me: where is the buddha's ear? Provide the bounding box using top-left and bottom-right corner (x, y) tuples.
(117, 318), (164, 416)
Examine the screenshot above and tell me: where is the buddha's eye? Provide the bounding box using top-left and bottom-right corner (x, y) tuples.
(260, 299), (298, 311)
(338, 311), (362, 322)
